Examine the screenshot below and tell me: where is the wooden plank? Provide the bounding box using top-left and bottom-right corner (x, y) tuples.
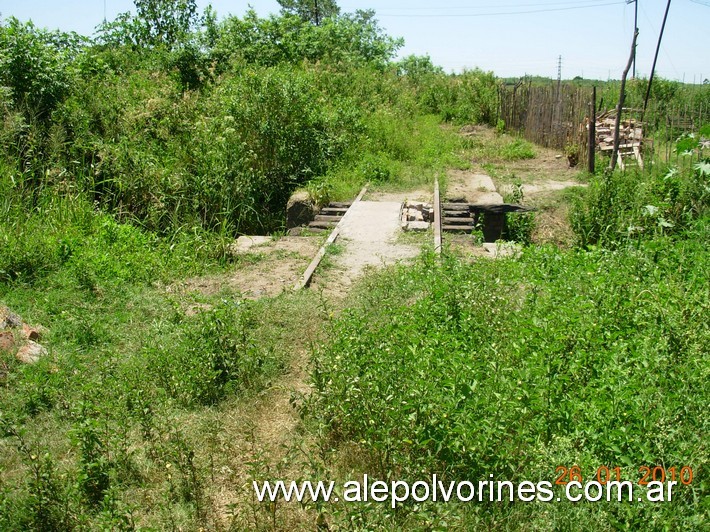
(294, 186), (367, 290)
(633, 145), (644, 170)
(600, 142), (641, 151)
(617, 151), (625, 171)
(308, 222), (338, 230)
(442, 225), (472, 233)
(442, 210), (471, 218)
(320, 207), (349, 214)
(326, 202), (353, 208)
(443, 217), (475, 224)
(313, 215), (343, 222)
(434, 179), (442, 255)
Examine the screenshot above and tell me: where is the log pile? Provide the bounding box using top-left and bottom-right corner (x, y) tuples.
(589, 108), (644, 170)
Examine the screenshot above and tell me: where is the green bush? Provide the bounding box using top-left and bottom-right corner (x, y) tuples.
(571, 160), (709, 248)
(0, 18), (84, 120)
(150, 300), (283, 406)
(306, 233), (708, 527)
(418, 68), (499, 125)
(503, 182), (535, 244)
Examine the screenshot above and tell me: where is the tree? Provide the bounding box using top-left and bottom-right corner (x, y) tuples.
(277, 0), (340, 25)
(214, 9), (402, 69)
(97, 0), (199, 49)
(134, 0), (198, 46)
(0, 17), (84, 118)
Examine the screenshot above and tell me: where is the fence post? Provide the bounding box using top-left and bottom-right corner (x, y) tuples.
(588, 86), (596, 174)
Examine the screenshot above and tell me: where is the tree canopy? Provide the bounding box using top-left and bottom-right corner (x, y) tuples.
(277, 0), (341, 25)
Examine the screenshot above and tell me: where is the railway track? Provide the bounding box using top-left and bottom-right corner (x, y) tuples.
(295, 181), (533, 288)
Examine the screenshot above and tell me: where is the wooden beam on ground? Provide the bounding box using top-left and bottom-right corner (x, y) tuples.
(293, 186), (368, 290)
(434, 179), (442, 255)
(633, 145), (644, 169)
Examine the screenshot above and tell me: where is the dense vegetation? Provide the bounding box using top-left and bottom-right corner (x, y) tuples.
(0, 4), (496, 241)
(1, 0), (708, 529)
(307, 165), (709, 529)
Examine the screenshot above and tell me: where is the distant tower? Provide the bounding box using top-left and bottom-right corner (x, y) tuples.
(557, 55), (562, 84)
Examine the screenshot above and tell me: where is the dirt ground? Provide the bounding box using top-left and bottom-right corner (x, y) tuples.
(447, 126), (587, 245)
(170, 236), (321, 301)
(175, 126), (586, 305)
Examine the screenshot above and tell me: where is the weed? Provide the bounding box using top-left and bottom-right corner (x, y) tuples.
(503, 181), (536, 244)
(149, 299), (284, 406)
(305, 230), (709, 527)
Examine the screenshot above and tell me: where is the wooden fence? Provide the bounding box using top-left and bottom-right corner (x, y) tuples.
(498, 81), (708, 169)
(499, 82), (593, 166)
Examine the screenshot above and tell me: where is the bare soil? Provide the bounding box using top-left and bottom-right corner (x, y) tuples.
(170, 236), (320, 300)
(446, 170), (503, 203)
(448, 125), (587, 245)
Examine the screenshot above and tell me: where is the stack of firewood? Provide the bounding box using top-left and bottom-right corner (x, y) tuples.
(592, 109), (643, 152)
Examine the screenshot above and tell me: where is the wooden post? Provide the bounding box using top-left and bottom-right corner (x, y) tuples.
(434, 179), (442, 255)
(610, 30), (638, 172)
(588, 86), (596, 174)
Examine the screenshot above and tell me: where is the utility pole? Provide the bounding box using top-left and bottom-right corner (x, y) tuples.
(588, 86), (597, 174)
(627, 0), (638, 78)
(643, 0), (672, 119)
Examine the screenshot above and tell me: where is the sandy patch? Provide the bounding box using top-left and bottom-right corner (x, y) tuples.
(334, 200), (420, 286)
(172, 236), (321, 300)
(446, 170), (504, 203)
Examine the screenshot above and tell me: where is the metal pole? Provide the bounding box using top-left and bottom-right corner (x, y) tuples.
(633, 0), (638, 78)
(643, 0), (672, 119)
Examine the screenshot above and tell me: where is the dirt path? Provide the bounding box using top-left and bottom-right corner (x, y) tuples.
(334, 200), (420, 286)
(446, 171), (504, 203)
(207, 194), (427, 528)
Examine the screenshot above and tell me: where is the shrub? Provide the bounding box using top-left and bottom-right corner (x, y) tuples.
(571, 160), (709, 248)
(306, 235), (708, 527)
(150, 300), (283, 406)
(0, 18), (84, 120)
(503, 182), (535, 244)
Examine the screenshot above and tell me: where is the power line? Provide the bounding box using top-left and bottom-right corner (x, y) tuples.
(638, 1), (680, 78)
(373, 1), (626, 17)
(344, 0), (624, 10)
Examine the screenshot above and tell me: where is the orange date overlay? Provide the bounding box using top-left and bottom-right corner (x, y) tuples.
(555, 465), (694, 486)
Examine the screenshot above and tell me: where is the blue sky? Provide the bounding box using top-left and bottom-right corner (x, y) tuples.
(2, 1), (708, 81)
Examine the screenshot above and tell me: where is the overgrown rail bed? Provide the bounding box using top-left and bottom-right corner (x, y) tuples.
(1, 3), (709, 530)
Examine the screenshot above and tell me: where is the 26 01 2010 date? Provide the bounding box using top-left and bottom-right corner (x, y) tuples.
(555, 465), (693, 485)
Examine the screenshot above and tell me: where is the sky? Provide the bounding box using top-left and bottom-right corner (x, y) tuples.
(1, 0), (708, 82)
